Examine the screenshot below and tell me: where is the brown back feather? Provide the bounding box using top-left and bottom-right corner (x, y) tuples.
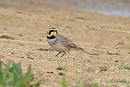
(56, 35), (99, 55)
(56, 35), (82, 50)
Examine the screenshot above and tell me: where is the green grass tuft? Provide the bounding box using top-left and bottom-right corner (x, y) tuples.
(61, 74), (101, 87)
(120, 65), (130, 70)
(61, 73), (68, 87)
(57, 62), (68, 70)
(93, 83), (99, 87)
(114, 79), (130, 84)
(76, 77), (81, 87)
(0, 61), (41, 87)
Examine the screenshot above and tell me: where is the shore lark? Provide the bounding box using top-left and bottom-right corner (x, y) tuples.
(47, 28), (88, 57)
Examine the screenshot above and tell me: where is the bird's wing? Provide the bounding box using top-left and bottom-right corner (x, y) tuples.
(56, 35), (99, 55)
(56, 35), (77, 48)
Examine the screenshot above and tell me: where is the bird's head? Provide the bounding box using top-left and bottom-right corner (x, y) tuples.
(47, 28), (58, 39)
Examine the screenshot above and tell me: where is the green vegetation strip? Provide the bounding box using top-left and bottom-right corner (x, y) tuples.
(0, 61), (41, 87)
(61, 73), (100, 87)
(120, 65), (130, 70)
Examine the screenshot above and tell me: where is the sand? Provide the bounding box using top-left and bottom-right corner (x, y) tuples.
(0, 3), (130, 87)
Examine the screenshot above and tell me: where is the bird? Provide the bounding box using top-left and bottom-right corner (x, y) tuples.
(47, 28), (90, 57)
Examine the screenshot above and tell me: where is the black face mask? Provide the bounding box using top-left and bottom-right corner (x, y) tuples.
(47, 35), (56, 39)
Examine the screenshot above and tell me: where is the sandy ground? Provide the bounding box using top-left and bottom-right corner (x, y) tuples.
(0, 3), (130, 87)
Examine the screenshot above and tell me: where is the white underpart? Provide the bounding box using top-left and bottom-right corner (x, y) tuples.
(47, 38), (68, 52)
(47, 38), (56, 45)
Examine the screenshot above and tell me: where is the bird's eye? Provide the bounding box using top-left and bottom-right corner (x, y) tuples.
(55, 30), (58, 34)
(49, 30), (54, 34)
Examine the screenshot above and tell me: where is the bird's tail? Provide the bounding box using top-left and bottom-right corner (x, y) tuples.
(76, 47), (99, 55)
(68, 44), (98, 55)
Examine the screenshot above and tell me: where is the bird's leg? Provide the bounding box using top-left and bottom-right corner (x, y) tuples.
(61, 53), (65, 57)
(61, 51), (66, 57)
(55, 52), (62, 57)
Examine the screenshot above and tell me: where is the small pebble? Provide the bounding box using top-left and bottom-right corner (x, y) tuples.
(3, 33), (7, 36)
(115, 60), (119, 62)
(47, 71), (53, 73)
(11, 52), (15, 54)
(27, 57), (34, 60)
(56, 67), (63, 70)
(20, 57), (24, 58)
(95, 70), (100, 73)
(99, 66), (107, 72)
(115, 43), (118, 45)
(59, 72), (64, 76)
